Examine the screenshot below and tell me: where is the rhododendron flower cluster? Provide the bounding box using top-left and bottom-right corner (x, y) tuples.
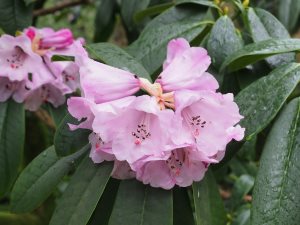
(68, 38), (245, 189)
(0, 27), (87, 111)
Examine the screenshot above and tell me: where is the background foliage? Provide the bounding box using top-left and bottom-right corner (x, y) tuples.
(1, 0), (300, 225)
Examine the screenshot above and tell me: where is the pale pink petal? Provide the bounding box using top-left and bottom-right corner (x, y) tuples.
(175, 90), (244, 157)
(79, 57), (140, 103)
(163, 38), (190, 69)
(88, 133), (114, 163)
(91, 96), (136, 142)
(156, 41), (216, 92)
(0, 34), (47, 82)
(67, 97), (96, 130)
(0, 77), (20, 102)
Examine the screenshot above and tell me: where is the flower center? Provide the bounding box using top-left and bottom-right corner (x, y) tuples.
(182, 108), (206, 137)
(40, 85), (51, 102)
(166, 150), (185, 176)
(131, 115), (151, 145)
(91, 132), (105, 151)
(6, 47), (26, 70)
(63, 71), (76, 82)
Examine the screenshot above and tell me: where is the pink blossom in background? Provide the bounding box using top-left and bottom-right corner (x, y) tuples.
(0, 27), (87, 111)
(43, 39), (87, 92)
(66, 37), (245, 189)
(0, 34), (49, 82)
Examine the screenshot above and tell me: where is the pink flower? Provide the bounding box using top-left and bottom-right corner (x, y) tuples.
(0, 34), (51, 83)
(23, 79), (68, 111)
(133, 146), (208, 189)
(25, 27), (74, 50)
(44, 40), (88, 92)
(92, 95), (178, 163)
(174, 90), (244, 159)
(67, 97), (96, 130)
(155, 38), (218, 92)
(79, 57), (140, 103)
(0, 77), (20, 102)
(89, 133), (135, 179)
(88, 132), (114, 163)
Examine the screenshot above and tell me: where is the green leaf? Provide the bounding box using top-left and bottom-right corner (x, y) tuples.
(229, 175), (254, 210)
(134, 2), (174, 23)
(121, 0), (150, 32)
(278, 0), (300, 32)
(23, 0), (36, 5)
(175, 0), (219, 9)
(54, 113), (90, 156)
(220, 39), (300, 72)
(88, 179), (120, 225)
(51, 55), (75, 62)
(10, 145), (88, 213)
(173, 188), (195, 225)
(47, 103), (67, 128)
(86, 42), (151, 80)
(49, 157), (113, 225)
(127, 5), (211, 74)
(207, 15), (243, 70)
(108, 180), (173, 225)
(0, 0), (32, 35)
(251, 97), (300, 225)
(192, 170), (227, 225)
(232, 205), (250, 225)
(236, 63), (300, 139)
(94, 0), (116, 42)
(0, 212), (41, 225)
(246, 7), (294, 68)
(0, 100), (25, 197)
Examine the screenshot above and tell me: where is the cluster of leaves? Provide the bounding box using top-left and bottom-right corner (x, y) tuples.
(1, 0), (300, 225)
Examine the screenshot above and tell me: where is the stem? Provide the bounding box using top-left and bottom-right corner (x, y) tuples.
(33, 0), (90, 17)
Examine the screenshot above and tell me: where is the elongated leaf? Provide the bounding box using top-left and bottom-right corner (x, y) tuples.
(10, 145), (88, 213)
(247, 7), (294, 68)
(236, 63), (300, 139)
(175, 0), (219, 9)
(47, 103), (67, 127)
(0, 0), (32, 35)
(50, 157), (113, 225)
(193, 170), (227, 225)
(134, 3), (173, 23)
(220, 39), (300, 72)
(94, 0), (116, 42)
(127, 5), (210, 74)
(86, 43), (151, 80)
(51, 55), (75, 62)
(121, 0), (150, 32)
(0, 100), (25, 197)
(0, 212), (41, 225)
(173, 188), (195, 225)
(279, 0), (300, 31)
(207, 15), (243, 70)
(229, 175), (254, 210)
(108, 180), (173, 225)
(54, 113), (90, 156)
(251, 97), (300, 225)
(88, 179), (120, 225)
(24, 0), (36, 5)
(232, 206), (250, 225)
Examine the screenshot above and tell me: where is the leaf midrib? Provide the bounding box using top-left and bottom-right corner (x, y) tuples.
(276, 99), (300, 216)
